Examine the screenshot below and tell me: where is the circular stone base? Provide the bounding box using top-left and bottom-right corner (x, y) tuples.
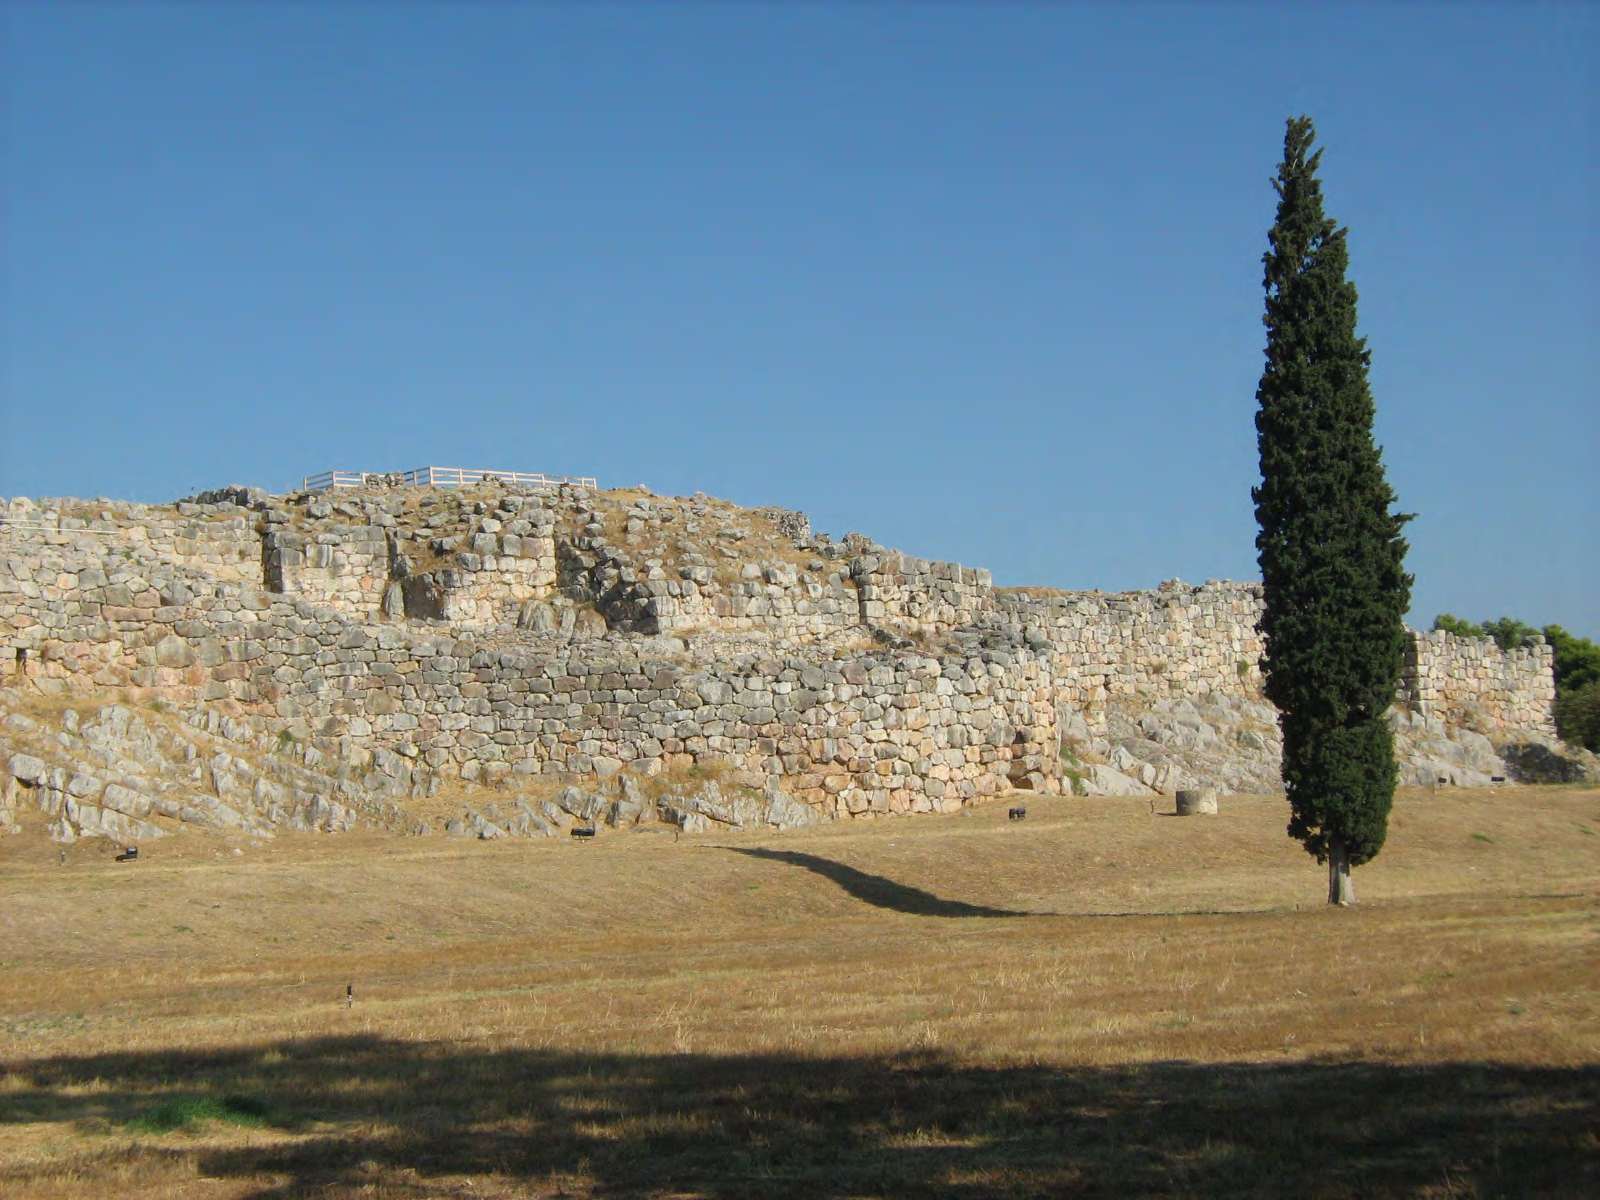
(1175, 787), (1219, 816)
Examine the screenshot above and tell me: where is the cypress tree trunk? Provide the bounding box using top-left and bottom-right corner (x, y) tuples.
(1252, 117), (1413, 906)
(1327, 836), (1355, 906)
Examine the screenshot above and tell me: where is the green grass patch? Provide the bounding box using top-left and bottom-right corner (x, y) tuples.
(127, 1093), (274, 1134)
(1057, 742), (1088, 795)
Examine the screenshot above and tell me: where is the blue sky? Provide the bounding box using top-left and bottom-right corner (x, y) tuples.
(2, 2), (1594, 631)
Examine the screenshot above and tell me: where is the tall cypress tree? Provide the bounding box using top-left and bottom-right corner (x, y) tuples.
(1253, 117), (1413, 905)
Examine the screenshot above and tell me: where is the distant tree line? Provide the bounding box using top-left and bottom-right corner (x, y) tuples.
(1431, 614), (1600, 752)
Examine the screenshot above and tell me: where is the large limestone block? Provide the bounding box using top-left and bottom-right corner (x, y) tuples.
(71, 804), (166, 841)
(153, 635), (196, 668)
(1082, 764), (1156, 796)
(517, 600), (557, 632)
(658, 804), (714, 833)
(761, 780), (823, 829)
(7, 753), (45, 784)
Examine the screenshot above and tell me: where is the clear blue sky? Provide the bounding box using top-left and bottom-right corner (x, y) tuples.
(2, 2), (1594, 631)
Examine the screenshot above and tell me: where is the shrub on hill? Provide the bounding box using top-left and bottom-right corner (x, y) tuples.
(1483, 617), (1541, 650)
(1431, 613), (1484, 638)
(1432, 614), (1542, 651)
(1553, 682), (1600, 753)
(1544, 625), (1600, 751)
(1542, 625), (1600, 695)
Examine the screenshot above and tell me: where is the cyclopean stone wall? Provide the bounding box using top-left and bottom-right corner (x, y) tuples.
(263, 525), (391, 611)
(993, 581), (1266, 718)
(0, 486), (1566, 818)
(262, 494), (560, 625)
(578, 549), (992, 640)
(1404, 630), (1558, 741)
(991, 580), (1560, 743)
(560, 540), (865, 637)
(855, 552), (993, 632)
(0, 559), (1057, 817)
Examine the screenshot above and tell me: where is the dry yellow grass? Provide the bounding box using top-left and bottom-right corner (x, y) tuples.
(2, 786), (1597, 1197)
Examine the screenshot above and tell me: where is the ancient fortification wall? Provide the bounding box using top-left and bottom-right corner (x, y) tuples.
(993, 581), (1267, 716)
(855, 552), (994, 632)
(991, 582), (1559, 741)
(1404, 630), (1558, 741)
(0, 482), (1564, 826)
(0, 497), (1057, 818)
(0, 533), (1055, 816)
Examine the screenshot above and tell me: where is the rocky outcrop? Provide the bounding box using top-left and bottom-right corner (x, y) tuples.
(0, 695), (418, 843)
(1060, 692), (1593, 798)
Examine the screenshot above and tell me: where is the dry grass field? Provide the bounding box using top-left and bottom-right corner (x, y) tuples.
(2, 786), (1597, 1198)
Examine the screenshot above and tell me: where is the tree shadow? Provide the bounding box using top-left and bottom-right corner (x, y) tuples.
(4, 1038), (1596, 1198)
(722, 846), (1039, 917)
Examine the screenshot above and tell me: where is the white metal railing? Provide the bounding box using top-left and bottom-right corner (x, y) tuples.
(300, 470), (370, 492)
(400, 466), (598, 489)
(302, 467), (598, 491)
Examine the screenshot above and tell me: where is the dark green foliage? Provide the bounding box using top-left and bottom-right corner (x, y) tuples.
(1545, 625), (1600, 750)
(1432, 614), (1538, 650)
(1436, 613), (1558, 656)
(1253, 117), (1412, 869)
(1481, 617), (1540, 651)
(1542, 625), (1600, 695)
(1554, 682), (1600, 752)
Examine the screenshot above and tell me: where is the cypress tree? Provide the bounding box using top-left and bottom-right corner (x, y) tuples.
(1252, 117), (1413, 905)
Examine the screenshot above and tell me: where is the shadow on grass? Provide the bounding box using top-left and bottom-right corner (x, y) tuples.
(722, 846), (1039, 917)
(5, 1038), (1596, 1198)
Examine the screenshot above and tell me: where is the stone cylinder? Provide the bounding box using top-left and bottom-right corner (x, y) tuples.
(1175, 787), (1219, 816)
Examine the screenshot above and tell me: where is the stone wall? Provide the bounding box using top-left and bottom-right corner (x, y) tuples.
(42, 488), (1002, 644)
(854, 552), (993, 632)
(148, 510), (263, 583)
(658, 561), (864, 635)
(570, 549), (994, 640)
(1, 486), (1566, 819)
(0, 557), (1056, 817)
(989, 581), (1557, 742)
(561, 540), (864, 637)
(263, 525), (391, 611)
(1404, 630), (1558, 741)
(995, 581), (1267, 717)
(263, 491), (560, 625)
(2, 499), (262, 586)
